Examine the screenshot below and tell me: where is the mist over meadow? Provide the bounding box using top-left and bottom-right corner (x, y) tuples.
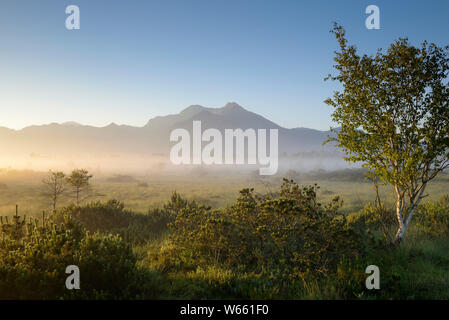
(0, 102), (355, 175)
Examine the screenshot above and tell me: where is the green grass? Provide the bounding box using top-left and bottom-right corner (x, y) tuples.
(1, 170), (447, 217)
(362, 239), (449, 299)
(1, 168), (449, 300)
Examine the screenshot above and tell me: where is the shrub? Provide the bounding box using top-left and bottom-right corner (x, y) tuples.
(348, 195), (449, 242)
(0, 214), (162, 299)
(347, 203), (397, 243)
(161, 179), (363, 278)
(412, 195), (449, 238)
(57, 199), (172, 244)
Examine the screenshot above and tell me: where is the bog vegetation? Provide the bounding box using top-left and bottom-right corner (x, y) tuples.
(1, 171), (449, 299)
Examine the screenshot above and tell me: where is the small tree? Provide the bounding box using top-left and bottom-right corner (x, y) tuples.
(42, 171), (66, 211)
(66, 169), (93, 205)
(325, 24), (449, 243)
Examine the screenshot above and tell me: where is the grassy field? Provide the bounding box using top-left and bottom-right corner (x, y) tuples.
(1, 169), (448, 217)
(1, 168), (449, 300)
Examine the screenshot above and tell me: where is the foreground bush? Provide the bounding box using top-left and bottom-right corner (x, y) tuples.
(156, 179), (363, 279)
(0, 214), (162, 299)
(347, 203), (397, 244)
(412, 195), (449, 238)
(58, 199), (172, 244)
(348, 195), (449, 242)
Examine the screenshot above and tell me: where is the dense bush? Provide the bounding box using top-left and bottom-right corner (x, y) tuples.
(158, 179), (362, 279)
(410, 195), (449, 238)
(148, 183), (449, 299)
(348, 195), (449, 242)
(347, 203), (397, 243)
(57, 199), (172, 244)
(0, 214), (162, 299)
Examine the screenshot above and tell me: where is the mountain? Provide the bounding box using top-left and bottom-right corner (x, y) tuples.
(0, 102), (338, 158)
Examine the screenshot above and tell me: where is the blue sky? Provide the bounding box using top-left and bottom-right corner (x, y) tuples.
(0, 0), (448, 130)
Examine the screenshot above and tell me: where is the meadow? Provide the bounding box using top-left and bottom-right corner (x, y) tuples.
(1, 168), (448, 300)
(0, 168), (448, 216)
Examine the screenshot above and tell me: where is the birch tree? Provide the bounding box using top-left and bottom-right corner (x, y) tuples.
(325, 24), (449, 243)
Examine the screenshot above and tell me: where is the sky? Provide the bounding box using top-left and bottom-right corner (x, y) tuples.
(0, 0), (448, 130)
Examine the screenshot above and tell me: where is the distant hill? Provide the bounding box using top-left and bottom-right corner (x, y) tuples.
(0, 102), (339, 157)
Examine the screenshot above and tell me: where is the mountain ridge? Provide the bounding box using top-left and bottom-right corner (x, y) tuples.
(0, 102), (333, 132)
(0, 102), (338, 157)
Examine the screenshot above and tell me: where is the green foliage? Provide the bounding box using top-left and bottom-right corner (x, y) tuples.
(325, 24), (449, 183)
(349, 195), (449, 242)
(325, 23), (449, 241)
(347, 203), (397, 243)
(161, 179), (362, 279)
(56, 199), (173, 245)
(411, 195), (449, 238)
(0, 213), (162, 299)
(66, 169), (93, 205)
(1, 177), (449, 300)
(1, 213), (28, 242)
(334, 238), (449, 300)
(150, 181), (449, 300)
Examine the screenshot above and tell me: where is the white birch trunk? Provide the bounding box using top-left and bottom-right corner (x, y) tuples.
(395, 183), (427, 242)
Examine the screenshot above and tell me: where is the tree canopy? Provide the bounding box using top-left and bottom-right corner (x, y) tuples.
(325, 24), (449, 242)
